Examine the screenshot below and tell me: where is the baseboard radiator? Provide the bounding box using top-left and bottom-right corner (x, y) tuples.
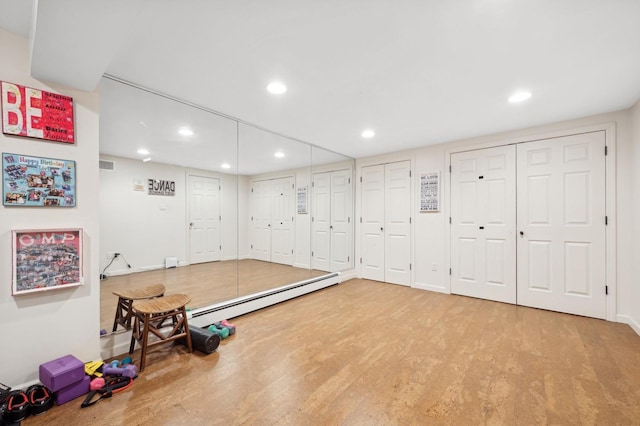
(100, 272), (341, 359)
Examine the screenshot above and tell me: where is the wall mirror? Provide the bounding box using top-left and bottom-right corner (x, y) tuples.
(98, 77), (354, 335)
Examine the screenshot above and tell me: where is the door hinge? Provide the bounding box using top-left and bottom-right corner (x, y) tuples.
(449, 267), (452, 275)
(348, 217), (351, 223)
(312, 251), (314, 257)
(360, 217), (362, 223)
(292, 183), (294, 189)
(312, 181), (315, 187)
(409, 170), (412, 177)
(219, 185), (221, 190)
(219, 215), (221, 220)
(360, 257), (362, 264)
(605, 285), (608, 295)
(409, 217), (412, 224)
(348, 256), (350, 262)
(360, 176), (363, 183)
(251, 244), (253, 249)
(449, 217), (452, 224)
(605, 216), (608, 225)
(251, 188), (254, 193)
(410, 264), (412, 271)
(605, 146), (608, 156)
(348, 178), (351, 184)
(449, 165), (452, 173)
(291, 249), (294, 254)
(219, 245), (222, 250)
(312, 216), (314, 222)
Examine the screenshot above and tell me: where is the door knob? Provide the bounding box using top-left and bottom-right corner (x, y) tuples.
(520, 231), (524, 236)
(189, 222), (194, 227)
(380, 227), (384, 231)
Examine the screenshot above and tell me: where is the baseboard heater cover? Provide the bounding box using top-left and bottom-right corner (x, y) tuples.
(191, 272), (340, 317)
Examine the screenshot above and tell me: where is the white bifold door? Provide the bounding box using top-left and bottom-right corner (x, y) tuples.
(312, 170), (352, 272)
(250, 177), (294, 266)
(450, 145), (517, 304)
(188, 175), (222, 264)
(450, 131), (606, 319)
(361, 161), (411, 286)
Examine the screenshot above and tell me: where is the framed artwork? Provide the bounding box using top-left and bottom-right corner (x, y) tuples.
(12, 229), (83, 295)
(419, 171), (440, 212)
(1, 81), (75, 144)
(3, 152), (76, 207)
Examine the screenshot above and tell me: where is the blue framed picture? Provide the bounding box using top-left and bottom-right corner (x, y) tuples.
(3, 152), (76, 207)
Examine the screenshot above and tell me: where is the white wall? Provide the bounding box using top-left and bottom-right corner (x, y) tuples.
(99, 155), (239, 274)
(0, 29), (100, 387)
(628, 100), (640, 334)
(356, 109), (637, 328)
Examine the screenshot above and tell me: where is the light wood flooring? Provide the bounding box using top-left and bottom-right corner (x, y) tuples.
(30, 279), (640, 425)
(100, 259), (326, 332)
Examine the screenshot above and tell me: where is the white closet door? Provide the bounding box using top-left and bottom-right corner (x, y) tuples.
(312, 172), (331, 271)
(384, 161), (411, 286)
(451, 146), (516, 303)
(361, 164), (385, 281)
(250, 180), (272, 262)
(189, 175), (222, 264)
(271, 177), (294, 266)
(517, 132), (606, 318)
(330, 170), (351, 271)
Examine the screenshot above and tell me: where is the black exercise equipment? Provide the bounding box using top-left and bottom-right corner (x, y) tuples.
(180, 326), (220, 354)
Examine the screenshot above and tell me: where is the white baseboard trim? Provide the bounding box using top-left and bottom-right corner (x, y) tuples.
(100, 272), (342, 359)
(616, 314), (640, 337)
(413, 282), (449, 294)
(338, 269), (357, 282)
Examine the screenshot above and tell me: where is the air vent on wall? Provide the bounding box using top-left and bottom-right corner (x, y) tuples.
(99, 160), (115, 171)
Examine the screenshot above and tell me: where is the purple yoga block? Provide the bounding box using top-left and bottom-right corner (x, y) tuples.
(39, 354), (85, 392)
(54, 374), (90, 405)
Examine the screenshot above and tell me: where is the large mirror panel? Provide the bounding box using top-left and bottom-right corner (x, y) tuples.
(98, 77), (355, 336)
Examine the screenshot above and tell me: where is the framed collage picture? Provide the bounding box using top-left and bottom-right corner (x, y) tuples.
(12, 229), (83, 295)
(2, 152), (76, 207)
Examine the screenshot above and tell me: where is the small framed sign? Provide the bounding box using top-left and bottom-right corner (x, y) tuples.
(1, 81), (75, 144)
(12, 228), (84, 295)
(420, 172), (440, 212)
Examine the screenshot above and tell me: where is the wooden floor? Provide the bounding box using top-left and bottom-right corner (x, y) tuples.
(100, 259), (326, 332)
(30, 279), (640, 425)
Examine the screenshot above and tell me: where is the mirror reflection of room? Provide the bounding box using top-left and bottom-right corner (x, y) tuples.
(98, 77), (354, 334)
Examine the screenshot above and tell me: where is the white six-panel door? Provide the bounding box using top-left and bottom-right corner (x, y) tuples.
(517, 132), (606, 319)
(188, 175), (222, 264)
(450, 146), (516, 303)
(312, 172), (332, 271)
(384, 161), (412, 286)
(361, 164), (386, 282)
(361, 161), (411, 286)
(250, 180), (273, 262)
(271, 177), (294, 266)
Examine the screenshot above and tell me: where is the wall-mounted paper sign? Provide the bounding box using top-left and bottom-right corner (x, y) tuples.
(1, 81), (75, 144)
(420, 172), (440, 212)
(148, 178), (175, 196)
(297, 185), (308, 214)
(133, 178), (145, 191)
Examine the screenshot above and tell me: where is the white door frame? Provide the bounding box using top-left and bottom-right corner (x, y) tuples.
(445, 122), (617, 321)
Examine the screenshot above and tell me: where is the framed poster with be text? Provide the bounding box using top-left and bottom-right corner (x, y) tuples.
(1, 81), (75, 144)
(3, 152), (76, 207)
(12, 229), (84, 295)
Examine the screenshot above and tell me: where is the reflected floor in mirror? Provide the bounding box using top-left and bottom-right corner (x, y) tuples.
(100, 259), (326, 333)
(29, 279), (640, 425)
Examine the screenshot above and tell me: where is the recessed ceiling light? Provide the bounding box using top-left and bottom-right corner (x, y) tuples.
(221, 163), (231, 169)
(361, 129), (375, 139)
(178, 127), (194, 136)
(142, 157), (152, 163)
(274, 151), (285, 158)
(267, 82), (287, 95)
(137, 148), (149, 155)
(508, 91), (532, 103)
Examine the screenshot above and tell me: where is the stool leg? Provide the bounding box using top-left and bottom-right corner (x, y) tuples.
(113, 297), (124, 332)
(139, 313), (151, 372)
(181, 307), (192, 353)
(129, 312), (139, 354)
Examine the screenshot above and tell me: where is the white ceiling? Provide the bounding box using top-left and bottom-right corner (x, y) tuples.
(2, 0), (640, 164)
